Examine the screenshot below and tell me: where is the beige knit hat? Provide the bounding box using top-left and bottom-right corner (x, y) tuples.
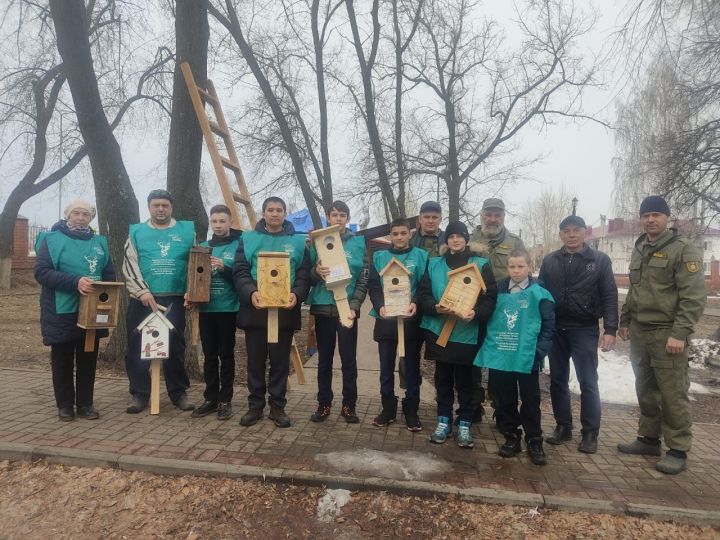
(63, 198), (97, 220)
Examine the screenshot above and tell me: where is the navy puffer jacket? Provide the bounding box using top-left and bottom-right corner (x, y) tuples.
(34, 220), (116, 345)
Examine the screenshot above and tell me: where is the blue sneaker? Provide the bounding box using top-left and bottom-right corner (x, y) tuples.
(456, 420), (474, 448)
(429, 416), (451, 444)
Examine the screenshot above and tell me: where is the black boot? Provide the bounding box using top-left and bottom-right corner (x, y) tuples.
(373, 396), (398, 427)
(402, 397), (422, 432)
(527, 437), (547, 466)
(545, 424), (572, 445)
(498, 431), (522, 458)
(578, 431), (598, 454)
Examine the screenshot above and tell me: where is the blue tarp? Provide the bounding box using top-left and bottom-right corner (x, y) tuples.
(287, 208), (357, 233)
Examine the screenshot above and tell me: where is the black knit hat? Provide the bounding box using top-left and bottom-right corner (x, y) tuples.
(445, 221), (470, 242)
(639, 196), (670, 216)
(559, 215), (587, 230)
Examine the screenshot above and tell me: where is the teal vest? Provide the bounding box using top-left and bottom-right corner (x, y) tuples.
(43, 231), (110, 314)
(200, 239), (240, 313)
(420, 255), (488, 345)
(307, 234), (366, 306)
(474, 283), (554, 373)
(242, 230), (307, 285)
(129, 221), (195, 295)
(369, 247), (428, 318)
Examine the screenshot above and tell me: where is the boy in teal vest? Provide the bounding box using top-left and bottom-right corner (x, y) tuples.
(123, 189), (196, 414)
(418, 221), (497, 448)
(232, 197), (311, 428)
(308, 201), (369, 424)
(474, 250), (555, 465)
(191, 205), (241, 421)
(367, 218), (428, 430)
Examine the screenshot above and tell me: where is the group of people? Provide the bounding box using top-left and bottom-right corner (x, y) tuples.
(35, 190), (706, 475)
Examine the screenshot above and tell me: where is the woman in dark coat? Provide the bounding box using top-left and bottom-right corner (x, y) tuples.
(34, 199), (115, 421)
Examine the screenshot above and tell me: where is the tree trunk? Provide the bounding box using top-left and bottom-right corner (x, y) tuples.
(49, 0), (140, 367)
(167, 0), (209, 242)
(311, 0), (333, 208)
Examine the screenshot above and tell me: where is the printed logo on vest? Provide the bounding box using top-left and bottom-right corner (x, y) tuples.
(84, 255), (98, 274)
(504, 308), (519, 329)
(157, 240), (171, 257)
(170, 233), (182, 242)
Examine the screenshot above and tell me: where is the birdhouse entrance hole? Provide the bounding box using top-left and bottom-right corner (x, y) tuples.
(271, 269), (278, 277)
(463, 276), (471, 284)
(99, 292), (109, 302)
(392, 277), (399, 285)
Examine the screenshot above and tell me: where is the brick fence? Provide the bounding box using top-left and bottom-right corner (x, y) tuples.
(11, 217), (35, 270)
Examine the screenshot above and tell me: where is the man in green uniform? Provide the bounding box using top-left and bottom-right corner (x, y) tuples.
(409, 201), (445, 258)
(618, 196), (706, 475)
(469, 198), (526, 422)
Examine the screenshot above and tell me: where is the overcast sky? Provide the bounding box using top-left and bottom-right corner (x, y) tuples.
(2, 0), (630, 238)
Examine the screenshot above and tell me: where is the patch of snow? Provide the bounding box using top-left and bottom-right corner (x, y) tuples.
(316, 489), (352, 523)
(314, 449), (452, 481)
(551, 349), (715, 405)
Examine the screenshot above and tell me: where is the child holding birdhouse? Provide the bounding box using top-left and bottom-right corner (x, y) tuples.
(367, 218), (428, 431)
(307, 201), (369, 424)
(474, 249), (555, 465)
(34, 199), (115, 421)
(191, 205), (241, 421)
(418, 221), (497, 448)
(232, 197), (311, 428)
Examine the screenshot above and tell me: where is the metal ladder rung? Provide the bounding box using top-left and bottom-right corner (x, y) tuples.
(209, 120), (229, 139)
(220, 156), (240, 172)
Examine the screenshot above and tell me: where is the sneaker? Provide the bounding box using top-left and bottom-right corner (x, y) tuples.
(498, 431), (522, 457)
(173, 393), (196, 412)
(76, 405), (100, 420)
(191, 401), (218, 418)
(217, 402), (233, 420)
(239, 408), (263, 427)
(310, 404), (331, 423)
(269, 403), (291, 428)
(402, 398), (422, 432)
(617, 437), (661, 456)
(126, 395), (148, 414)
(58, 406), (75, 422)
(578, 431), (598, 454)
(429, 416), (451, 444)
(545, 424), (572, 445)
(527, 437), (547, 466)
(656, 451), (687, 475)
(341, 404), (359, 424)
(455, 421), (474, 449)
(373, 396), (398, 427)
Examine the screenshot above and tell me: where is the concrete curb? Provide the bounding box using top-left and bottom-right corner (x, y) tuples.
(2, 443), (719, 527)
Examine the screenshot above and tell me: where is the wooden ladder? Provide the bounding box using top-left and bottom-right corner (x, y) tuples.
(181, 62), (305, 385)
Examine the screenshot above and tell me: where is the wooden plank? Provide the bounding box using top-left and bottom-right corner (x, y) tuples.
(397, 318), (405, 358)
(84, 329), (96, 353)
(209, 120), (229, 138)
(436, 317), (456, 348)
(331, 285), (354, 328)
(290, 343), (305, 385)
(267, 308), (279, 344)
(232, 192), (251, 205)
(221, 156), (240, 172)
(197, 87), (219, 106)
(150, 359), (161, 415)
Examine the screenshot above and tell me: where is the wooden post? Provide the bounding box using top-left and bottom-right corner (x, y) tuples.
(84, 329), (96, 353)
(267, 308), (279, 343)
(257, 252), (291, 344)
(437, 317), (457, 348)
(397, 318), (405, 358)
(290, 346), (306, 384)
(331, 285), (354, 328)
(150, 359), (161, 415)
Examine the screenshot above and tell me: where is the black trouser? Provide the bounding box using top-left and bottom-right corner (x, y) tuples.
(434, 361), (473, 423)
(50, 336), (99, 409)
(491, 368), (542, 440)
(378, 338), (423, 400)
(199, 311), (237, 403)
(245, 327), (292, 410)
(315, 316), (358, 407)
(124, 296), (190, 402)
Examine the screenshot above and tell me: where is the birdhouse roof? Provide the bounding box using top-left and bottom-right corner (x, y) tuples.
(136, 311), (175, 333)
(379, 257), (411, 276)
(447, 263), (486, 290)
(258, 251), (290, 258)
(309, 223), (344, 240)
(91, 281), (124, 288)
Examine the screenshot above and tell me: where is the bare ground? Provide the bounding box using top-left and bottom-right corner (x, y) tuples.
(0, 460), (717, 539)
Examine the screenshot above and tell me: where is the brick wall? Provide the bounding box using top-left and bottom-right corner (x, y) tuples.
(11, 217), (35, 270)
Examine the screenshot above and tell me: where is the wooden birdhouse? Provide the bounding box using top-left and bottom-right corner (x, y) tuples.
(436, 263), (486, 347)
(310, 224), (351, 286)
(379, 257), (411, 318)
(257, 251), (291, 343)
(186, 246), (212, 303)
(136, 308), (176, 415)
(77, 281), (124, 352)
(310, 224), (354, 328)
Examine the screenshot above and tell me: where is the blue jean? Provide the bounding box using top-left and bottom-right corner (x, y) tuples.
(548, 326), (601, 434)
(315, 316), (358, 406)
(378, 339), (422, 400)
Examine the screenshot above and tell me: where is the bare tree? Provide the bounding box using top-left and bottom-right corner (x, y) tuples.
(403, 0), (599, 220)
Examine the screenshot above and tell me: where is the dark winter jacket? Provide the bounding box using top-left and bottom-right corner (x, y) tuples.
(232, 220), (311, 331)
(417, 242), (498, 365)
(34, 220), (116, 346)
(496, 276), (556, 369)
(538, 244), (618, 335)
(409, 228), (445, 258)
(367, 246), (427, 342)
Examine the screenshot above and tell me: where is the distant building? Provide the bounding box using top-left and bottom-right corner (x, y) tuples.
(588, 217), (719, 275)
